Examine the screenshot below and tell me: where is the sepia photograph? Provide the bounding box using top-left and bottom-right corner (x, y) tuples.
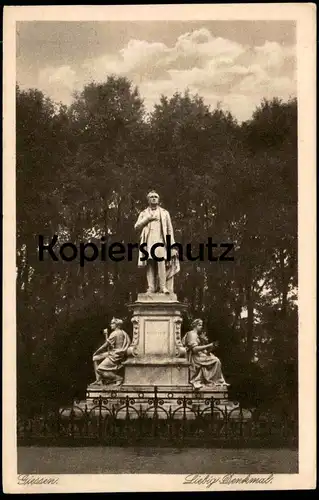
(3, 4), (316, 493)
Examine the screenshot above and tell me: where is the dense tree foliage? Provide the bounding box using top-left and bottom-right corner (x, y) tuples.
(16, 79), (297, 412)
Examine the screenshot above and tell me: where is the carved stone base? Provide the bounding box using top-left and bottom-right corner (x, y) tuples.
(126, 294), (187, 357)
(136, 292), (179, 303)
(86, 384), (229, 399)
(85, 293), (230, 410)
(123, 356), (189, 386)
(123, 294), (189, 388)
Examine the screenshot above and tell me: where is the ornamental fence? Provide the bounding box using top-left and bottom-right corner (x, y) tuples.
(17, 387), (297, 448)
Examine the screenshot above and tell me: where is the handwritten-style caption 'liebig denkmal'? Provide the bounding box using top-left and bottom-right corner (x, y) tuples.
(38, 235), (234, 267)
(183, 473), (274, 488)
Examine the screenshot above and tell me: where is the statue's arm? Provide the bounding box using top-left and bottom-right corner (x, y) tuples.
(134, 211), (151, 231)
(185, 331), (213, 353)
(193, 343), (214, 353)
(93, 340), (109, 356)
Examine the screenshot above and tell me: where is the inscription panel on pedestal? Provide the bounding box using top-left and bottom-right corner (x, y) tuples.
(144, 319), (170, 355)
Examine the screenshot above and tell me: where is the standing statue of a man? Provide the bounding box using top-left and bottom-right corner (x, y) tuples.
(134, 191), (180, 294)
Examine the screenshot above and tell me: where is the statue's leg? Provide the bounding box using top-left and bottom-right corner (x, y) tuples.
(158, 260), (168, 293)
(112, 371), (124, 385)
(213, 358), (229, 385)
(146, 260), (156, 292)
(92, 356), (104, 384)
(93, 361), (101, 381)
(96, 355), (125, 386)
(166, 275), (174, 293)
(100, 370), (123, 386)
(202, 357), (229, 386)
(190, 367), (203, 390)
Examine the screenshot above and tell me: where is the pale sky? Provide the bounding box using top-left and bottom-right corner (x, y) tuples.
(17, 21), (296, 122)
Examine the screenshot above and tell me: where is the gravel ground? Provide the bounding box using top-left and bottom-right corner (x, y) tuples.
(18, 447), (298, 474)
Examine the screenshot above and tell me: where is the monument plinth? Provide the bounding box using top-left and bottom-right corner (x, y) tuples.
(123, 292), (189, 387)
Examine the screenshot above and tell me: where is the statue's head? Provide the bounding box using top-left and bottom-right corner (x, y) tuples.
(147, 190), (159, 207)
(110, 317), (123, 330)
(191, 318), (203, 332)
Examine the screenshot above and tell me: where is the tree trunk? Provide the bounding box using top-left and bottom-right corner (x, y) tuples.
(103, 198), (109, 297)
(279, 248), (288, 316)
(245, 269), (254, 361)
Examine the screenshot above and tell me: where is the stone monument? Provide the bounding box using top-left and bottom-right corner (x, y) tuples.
(86, 191), (229, 410)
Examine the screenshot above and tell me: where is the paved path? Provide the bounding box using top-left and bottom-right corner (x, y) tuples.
(18, 447), (298, 474)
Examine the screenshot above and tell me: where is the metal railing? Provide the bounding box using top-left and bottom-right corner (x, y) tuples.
(17, 387), (297, 447)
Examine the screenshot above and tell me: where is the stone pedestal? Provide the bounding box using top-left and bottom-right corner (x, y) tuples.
(123, 292), (189, 387)
(84, 291), (230, 419)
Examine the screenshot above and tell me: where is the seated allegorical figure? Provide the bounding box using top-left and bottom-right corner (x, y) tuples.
(92, 318), (131, 387)
(182, 318), (229, 390)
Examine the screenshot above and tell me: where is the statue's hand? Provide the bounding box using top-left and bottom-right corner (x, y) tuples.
(148, 215), (158, 222)
(171, 248), (179, 258)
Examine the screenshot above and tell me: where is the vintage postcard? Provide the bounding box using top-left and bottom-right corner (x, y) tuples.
(3, 3), (316, 493)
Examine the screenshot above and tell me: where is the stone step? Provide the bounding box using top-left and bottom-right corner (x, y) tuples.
(60, 384), (234, 420)
(86, 384), (229, 399)
(62, 396), (242, 421)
